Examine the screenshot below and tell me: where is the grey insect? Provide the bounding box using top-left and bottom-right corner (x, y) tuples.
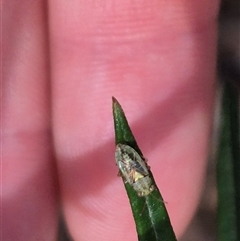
(115, 144), (155, 196)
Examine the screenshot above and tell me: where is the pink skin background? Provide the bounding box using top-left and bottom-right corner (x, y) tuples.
(3, 0), (220, 240)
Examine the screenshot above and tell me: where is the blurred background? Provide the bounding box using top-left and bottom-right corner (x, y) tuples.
(180, 0), (240, 240)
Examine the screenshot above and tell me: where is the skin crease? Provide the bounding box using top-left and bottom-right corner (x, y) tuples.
(3, 0), (220, 240)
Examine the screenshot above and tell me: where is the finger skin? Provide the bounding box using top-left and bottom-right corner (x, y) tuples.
(49, 0), (219, 240)
(3, 1), (58, 240)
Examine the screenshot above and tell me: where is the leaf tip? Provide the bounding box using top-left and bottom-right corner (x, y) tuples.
(112, 96), (123, 114)
(112, 96), (119, 106)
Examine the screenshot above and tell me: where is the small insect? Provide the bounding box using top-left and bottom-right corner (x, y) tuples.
(115, 144), (155, 196)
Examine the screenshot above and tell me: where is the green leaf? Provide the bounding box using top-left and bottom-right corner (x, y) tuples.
(112, 97), (177, 241)
(217, 81), (240, 241)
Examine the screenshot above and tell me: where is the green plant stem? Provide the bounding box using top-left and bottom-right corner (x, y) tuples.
(217, 81), (240, 241)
